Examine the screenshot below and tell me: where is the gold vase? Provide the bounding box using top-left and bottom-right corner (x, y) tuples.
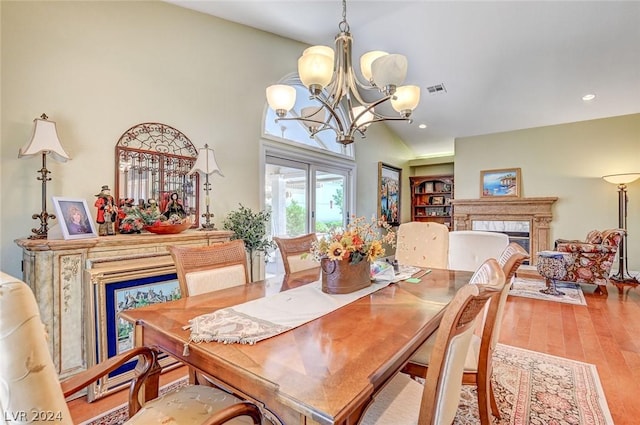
(320, 258), (371, 294)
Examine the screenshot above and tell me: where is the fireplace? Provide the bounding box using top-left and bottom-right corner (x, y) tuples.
(450, 197), (557, 264)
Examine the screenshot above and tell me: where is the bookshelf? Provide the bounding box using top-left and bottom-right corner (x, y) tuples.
(410, 175), (454, 228)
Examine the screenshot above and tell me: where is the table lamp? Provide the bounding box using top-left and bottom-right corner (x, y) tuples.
(18, 113), (71, 239)
(602, 172), (640, 285)
(188, 144), (223, 230)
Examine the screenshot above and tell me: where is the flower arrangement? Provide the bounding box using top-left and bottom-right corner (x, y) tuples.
(309, 216), (396, 264)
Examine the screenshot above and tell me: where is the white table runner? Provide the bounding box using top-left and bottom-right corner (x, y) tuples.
(185, 264), (419, 347)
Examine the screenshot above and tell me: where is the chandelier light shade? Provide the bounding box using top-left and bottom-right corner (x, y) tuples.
(188, 144), (224, 230)
(18, 113), (71, 239)
(602, 172), (640, 285)
(265, 0), (421, 145)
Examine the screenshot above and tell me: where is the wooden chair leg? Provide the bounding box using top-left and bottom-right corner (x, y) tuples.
(489, 381), (500, 418)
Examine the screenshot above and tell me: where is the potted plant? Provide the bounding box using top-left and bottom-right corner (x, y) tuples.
(222, 204), (275, 281)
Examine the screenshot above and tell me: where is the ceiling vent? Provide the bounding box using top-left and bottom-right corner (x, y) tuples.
(426, 83), (447, 95)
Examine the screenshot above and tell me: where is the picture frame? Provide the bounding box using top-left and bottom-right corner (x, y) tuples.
(480, 168), (521, 198)
(52, 197), (98, 239)
(431, 196), (445, 205)
(378, 162), (402, 226)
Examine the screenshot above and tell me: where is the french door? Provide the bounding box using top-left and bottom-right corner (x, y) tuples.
(264, 152), (354, 274)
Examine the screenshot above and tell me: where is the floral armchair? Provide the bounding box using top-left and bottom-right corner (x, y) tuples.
(554, 229), (625, 295)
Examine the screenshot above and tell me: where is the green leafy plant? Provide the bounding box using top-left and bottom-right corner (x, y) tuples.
(222, 204), (275, 281)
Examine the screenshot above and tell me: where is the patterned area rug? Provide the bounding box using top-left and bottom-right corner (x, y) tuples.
(78, 378), (188, 425)
(455, 344), (613, 424)
(82, 345), (612, 425)
(509, 277), (587, 305)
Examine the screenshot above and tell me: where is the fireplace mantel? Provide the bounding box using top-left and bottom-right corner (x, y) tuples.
(450, 197), (558, 264)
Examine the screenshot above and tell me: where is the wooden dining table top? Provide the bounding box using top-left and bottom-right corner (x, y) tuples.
(119, 266), (473, 425)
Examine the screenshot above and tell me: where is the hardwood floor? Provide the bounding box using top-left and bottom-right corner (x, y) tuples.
(68, 282), (640, 424)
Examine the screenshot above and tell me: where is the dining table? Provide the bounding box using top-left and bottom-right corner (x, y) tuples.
(119, 266), (473, 425)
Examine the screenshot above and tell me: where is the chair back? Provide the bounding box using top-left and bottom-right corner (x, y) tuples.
(0, 272), (74, 424)
(273, 233), (319, 274)
(396, 222), (449, 268)
(448, 230), (509, 272)
(168, 240), (249, 297)
(418, 283), (500, 425)
(498, 242), (530, 282)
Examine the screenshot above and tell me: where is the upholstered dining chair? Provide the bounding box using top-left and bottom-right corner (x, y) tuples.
(359, 282), (501, 425)
(0, 272), (264, 425)
(395, 222), (449, 268)
(498, 242), (530, 284)
(273, 233), (319, 274)
(448, 230), (509, 272)
(168, 239), (250, 297)
(402, 259), (507, 425)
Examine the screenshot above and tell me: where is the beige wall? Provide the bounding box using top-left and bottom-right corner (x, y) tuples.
(0, 1), (410, 278)
(454, 113), (640, 270)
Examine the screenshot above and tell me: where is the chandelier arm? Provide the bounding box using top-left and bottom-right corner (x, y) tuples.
(311, 94), (348, 134)
(275, 116), (341, 135)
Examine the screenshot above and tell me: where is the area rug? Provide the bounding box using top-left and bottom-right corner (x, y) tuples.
(79, 377), (188, 425)
(454, 343), (613, 424)
(509, 277), (587, 306)
(82, 344), (613, 425)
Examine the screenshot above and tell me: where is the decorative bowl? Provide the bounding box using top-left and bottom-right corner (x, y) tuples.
(143, 221), (192, 234)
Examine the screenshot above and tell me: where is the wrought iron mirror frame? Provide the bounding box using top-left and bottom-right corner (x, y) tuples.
(115, 122), (200, 228)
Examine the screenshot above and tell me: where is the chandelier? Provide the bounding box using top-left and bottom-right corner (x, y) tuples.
(265, 0), (420, 145)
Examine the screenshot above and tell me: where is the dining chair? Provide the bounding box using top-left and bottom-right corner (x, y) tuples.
(359, 283), (501, 425)
(402, 258), (507, 425)
(395, 221), (449, 268)
(273, 233), (319, 274)
(498, 242), (530, 284)
(448, 230), (509, 272)
(168, 239), (249, 297)
(0, 272), (264, 425)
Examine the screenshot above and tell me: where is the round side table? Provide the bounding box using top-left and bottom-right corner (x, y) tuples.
(536, 251), (567, 296)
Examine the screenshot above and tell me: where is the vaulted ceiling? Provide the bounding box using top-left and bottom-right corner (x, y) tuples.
(167, 1), (640, 157)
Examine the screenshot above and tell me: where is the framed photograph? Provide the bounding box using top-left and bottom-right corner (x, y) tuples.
(52, 197), (98, 239)
(378, 162), (402, 226)
(480, 168), (521, 198)
(431, 196), (445, 205)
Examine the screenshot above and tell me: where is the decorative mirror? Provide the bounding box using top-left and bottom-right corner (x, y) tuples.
(115, 122), (199, 227)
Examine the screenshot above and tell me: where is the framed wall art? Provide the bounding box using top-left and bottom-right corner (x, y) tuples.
(378, 162), (401, 226)
(52, 197), (98, 239)
(480, 168), (521, 198)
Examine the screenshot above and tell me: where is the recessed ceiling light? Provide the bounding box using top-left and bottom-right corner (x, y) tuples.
(582, 93), (596, 101)
(418, 124), (427, 129)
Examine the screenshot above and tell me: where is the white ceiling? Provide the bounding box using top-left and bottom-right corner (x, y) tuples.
(166, 1), (640, 157)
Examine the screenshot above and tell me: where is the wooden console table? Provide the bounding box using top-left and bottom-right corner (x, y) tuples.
(15, 230), (232, 381)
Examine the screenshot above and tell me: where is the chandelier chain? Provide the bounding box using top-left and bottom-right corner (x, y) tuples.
(339, 0), (349, 33)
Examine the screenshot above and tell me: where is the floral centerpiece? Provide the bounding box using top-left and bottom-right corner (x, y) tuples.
(308, 216), (396, 294)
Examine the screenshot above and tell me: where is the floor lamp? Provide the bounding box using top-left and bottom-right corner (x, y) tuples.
(18, 114), (71, 239)
(602, 173), (640, 284)
(188, 144), (223, 230)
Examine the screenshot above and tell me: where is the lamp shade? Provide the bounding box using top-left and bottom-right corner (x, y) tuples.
(353, 106), (374, 129)
(298, 51), (334, 90)
(360, 50), (388, 82)
(266, 84), (296, 115)
(391, 85), (421, 115)
(371, 54), (408, 89)
(602, 173), (640, 185)
(301, 106), (326, 130)
(18, 115), (70, 162)
(188, 145), (224, 177)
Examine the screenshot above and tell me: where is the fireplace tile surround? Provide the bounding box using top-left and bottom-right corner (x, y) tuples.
(450, 197), (558, 265)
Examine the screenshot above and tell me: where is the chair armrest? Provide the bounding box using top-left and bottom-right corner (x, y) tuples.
(201, 401), (263, 425)
(554, 238), (583, 249)
(60, 346), (160, 417)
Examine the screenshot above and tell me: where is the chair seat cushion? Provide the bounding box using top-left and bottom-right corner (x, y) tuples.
(410, 333), (481, 373)
(359, 373), (422, 424)
(125, 385), (255, 424)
